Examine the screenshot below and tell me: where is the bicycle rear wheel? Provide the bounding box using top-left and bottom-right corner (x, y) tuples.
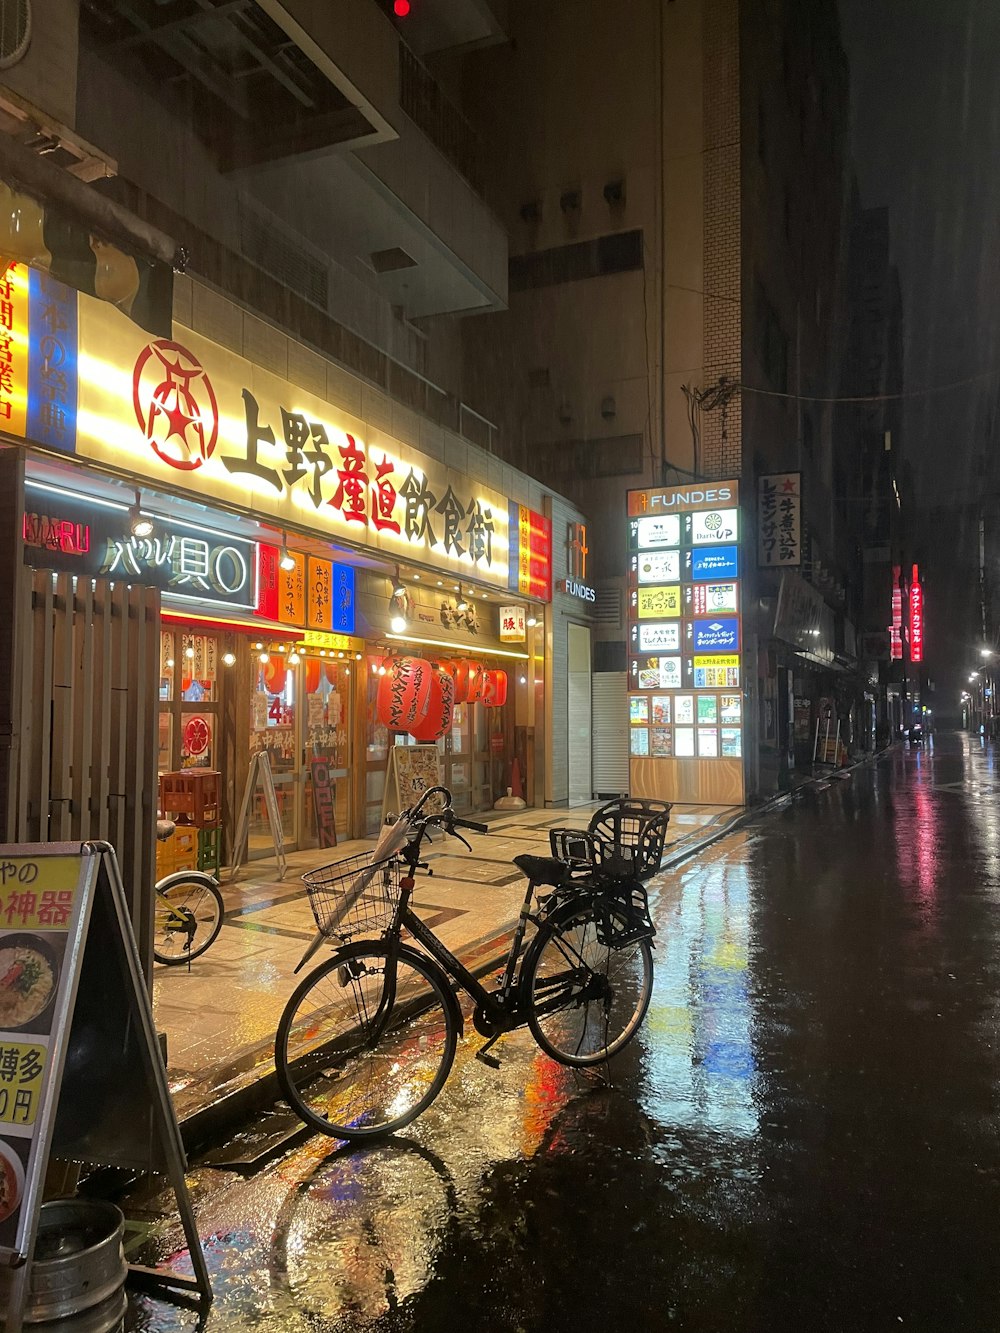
(524, 900), (653, 1066)
(276, 942), (458, 1140)
(154, 878), (224, 964)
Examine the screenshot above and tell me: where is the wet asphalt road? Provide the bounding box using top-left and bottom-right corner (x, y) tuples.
(122, 732), (1000, 1332)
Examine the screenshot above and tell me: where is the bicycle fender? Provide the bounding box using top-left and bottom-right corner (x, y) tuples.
(156, 868), (221, 892)
(393, 942), (465, 1040)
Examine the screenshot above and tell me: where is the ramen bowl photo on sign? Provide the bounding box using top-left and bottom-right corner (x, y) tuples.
(0, 1140), (25, 1226)
(0, 934), (59, 1032)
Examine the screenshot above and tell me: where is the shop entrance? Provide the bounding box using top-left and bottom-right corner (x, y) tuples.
(249, 652), (355, 856)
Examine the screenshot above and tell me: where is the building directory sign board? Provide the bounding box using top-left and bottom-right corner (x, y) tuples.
(626, 482), (744, 805)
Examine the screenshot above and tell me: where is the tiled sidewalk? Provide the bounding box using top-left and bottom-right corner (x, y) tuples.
(153, 802), (740, 1136)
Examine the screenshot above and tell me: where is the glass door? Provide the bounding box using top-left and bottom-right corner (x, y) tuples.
(249, 651), (298, 855)
(301, 657), (352, 848)
(158, 627), (221, 777)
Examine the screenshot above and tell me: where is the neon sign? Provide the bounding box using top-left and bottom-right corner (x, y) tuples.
(910, 565), (923, 663)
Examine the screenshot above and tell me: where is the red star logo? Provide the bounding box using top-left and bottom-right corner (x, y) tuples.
(163, 399), (199, 443)
(781, 478), (798, 493)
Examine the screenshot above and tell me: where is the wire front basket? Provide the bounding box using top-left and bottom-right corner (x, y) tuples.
(302, 851), (403, 940)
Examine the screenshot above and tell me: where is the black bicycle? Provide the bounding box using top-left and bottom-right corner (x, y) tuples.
(275, 785), (661, 1140)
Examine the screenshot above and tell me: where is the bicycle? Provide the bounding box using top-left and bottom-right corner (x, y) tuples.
(275, 785), (658, 1140)
(153, 820), (226, 965)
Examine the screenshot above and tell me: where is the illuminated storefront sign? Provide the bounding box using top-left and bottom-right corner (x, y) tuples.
(626, 481), (744, 802)
(256, 544), (355, 633)
(508, 503), (552, 601)
(910, 565), (923, 663)
(499, 605), (526, 642)
(689, 619), (740, 653)
(21, 481), (256, 608)
(891, 564), (903, 660)
(689, 546), (739, 581)
(5, 279), (541, 593)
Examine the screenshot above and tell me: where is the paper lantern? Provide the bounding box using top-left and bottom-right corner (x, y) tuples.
(482, 669), (508, 708)
(263, 658), (288, 695)
(376, 656), (434, 730)
(441, 659), (470, 704)
(466, 662), (487, 704)
(409, 666), (456, 741)
(305, 659), (322, 694)
(324, 662), (339, 685)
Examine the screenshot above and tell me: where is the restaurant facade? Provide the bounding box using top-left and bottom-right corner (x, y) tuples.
(0, 265), (590, 901)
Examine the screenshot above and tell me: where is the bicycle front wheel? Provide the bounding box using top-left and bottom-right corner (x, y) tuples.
(524, 901), (654, 1066)
(276, 943), (458, 1140)
(153, 878), (224, 964)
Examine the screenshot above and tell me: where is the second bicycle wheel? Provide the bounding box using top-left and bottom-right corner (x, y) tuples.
(276, 943), (458, 1140)
(154, 877), (224, 964)
(524, 900), (654, 1066)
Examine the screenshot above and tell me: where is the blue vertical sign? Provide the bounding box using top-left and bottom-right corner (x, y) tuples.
(331, 561), (356, 634)
(26, 269), (78, 454)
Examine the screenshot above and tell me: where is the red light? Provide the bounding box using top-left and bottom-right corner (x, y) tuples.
(394, 0), (411, 14)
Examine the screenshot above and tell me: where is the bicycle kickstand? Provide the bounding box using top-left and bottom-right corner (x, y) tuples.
(475, 1033), (502, 1070)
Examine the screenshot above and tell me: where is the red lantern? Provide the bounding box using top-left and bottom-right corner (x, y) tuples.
(445, 659), (470, 704)
(376, 657), (434, 730)
(263, 658), (287, 695)
(409, 666), (456, 741)
(466, 662), (486, 703)
(324, 662), (339, 685)
(305, 659), (322, 694)
(482, 669), (508, 708)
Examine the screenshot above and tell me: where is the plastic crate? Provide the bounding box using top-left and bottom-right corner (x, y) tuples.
(159, 770), (220, 828)
(197, 826), (221, 874)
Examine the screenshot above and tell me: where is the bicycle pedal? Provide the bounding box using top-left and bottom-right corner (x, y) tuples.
(476, 1048), (502, 1070)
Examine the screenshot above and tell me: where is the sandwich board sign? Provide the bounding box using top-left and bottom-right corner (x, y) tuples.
(0, 841), (212, 1330)
(379, 745), (444, 828)
(229, 750), (288, 882)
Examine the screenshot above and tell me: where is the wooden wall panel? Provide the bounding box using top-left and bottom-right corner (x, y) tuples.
(631, 756), (744, 805)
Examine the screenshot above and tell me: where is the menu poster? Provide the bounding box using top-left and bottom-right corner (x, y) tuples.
(0, 856), (83, 1255)
(630, 696), (650, 725)
(698, 727), (719, 757)
(721, 728), (743, 757)
(720, 693), (742, 724)
(630, 727), (650, 757)
(697, 695), (718, 723)
(675, 727), (696, 757)
(651, 695), (671, 725)
(674, 694), (695, 725)
(651, 727), (673, 757)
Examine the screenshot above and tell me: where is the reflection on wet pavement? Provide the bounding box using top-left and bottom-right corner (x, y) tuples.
(122, 735), (1000, 1331)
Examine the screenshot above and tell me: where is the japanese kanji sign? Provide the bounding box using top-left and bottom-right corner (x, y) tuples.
(757, 472), (801, 567)
(499, 605), (526, 642)
(44, 290), (514, 589)
(0, 264), (79, 454)
(22, 480), (256, 608)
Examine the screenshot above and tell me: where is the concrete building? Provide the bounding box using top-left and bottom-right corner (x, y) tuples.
(0, 0), (601, 958)
(456, 0), (894, 800)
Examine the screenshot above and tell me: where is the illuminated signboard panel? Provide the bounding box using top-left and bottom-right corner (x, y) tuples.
(910, 564), (923, 663)
(14, 281), (517, 591)
(508, 502), (552, 602)
(626, 481), (744, 805)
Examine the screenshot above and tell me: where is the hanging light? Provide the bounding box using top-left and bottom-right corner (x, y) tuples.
(222, 652), (236, 667)
(165, 658), (175, 669)
(184, 645), (195, 660)
(456, 587), (469, 613)
(288, 650), (301, 666)
(527, 616), (537, 627)
(279, 533), (295, 572)
(129, 491), (153, 538)
(259, 651), (270, 664)
(391, 566), (406, 598)
(390, 614), (408, 633)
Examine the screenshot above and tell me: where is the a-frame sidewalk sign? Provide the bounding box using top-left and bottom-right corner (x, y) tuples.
(0, 841), (212, 1331)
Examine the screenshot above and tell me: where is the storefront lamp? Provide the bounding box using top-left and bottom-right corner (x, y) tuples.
(259, 651), (270, 664)
(185, 646), (195, 659)
(456, 588), (469, 613)
(288, 651), (301, 665)
(527, 616), (537, 627)
(129, 491), (153, 538)
(166, 658), (174, 670)
(279, 534), (296, 572)
(222, 652), (236, 667)
(391, 614), (408, 633)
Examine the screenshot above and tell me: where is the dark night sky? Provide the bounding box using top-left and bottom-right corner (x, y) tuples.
(838, 0), (1000, 705)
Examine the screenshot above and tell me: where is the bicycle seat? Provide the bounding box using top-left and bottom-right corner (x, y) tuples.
(156, 819), (176, 842)
(514, 854), (569, 888)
